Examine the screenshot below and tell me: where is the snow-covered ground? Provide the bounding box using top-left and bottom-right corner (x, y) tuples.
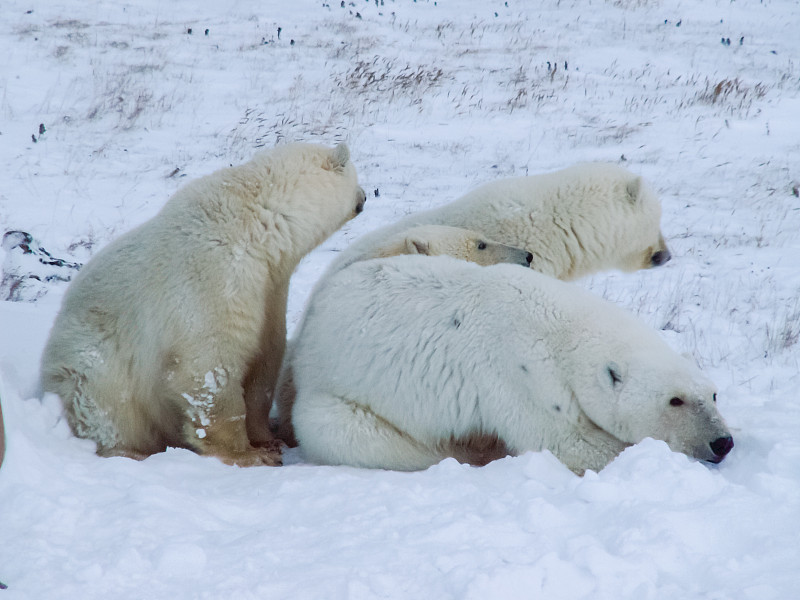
(1, 0), (799, 597)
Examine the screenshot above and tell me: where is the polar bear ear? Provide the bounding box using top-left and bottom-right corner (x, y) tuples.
(326, 143), (351, 172)
(626, 177), (642, 204)
(406, 237), (431, 255)
(604, 361), (626, 391)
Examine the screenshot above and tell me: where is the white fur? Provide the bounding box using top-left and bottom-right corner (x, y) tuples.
(330, 162), (670, 281)
(369, 224), (532, 267)
(273, 224), (531, 444)
(41, 142), (366, 466)
(292, 255), (731, 474)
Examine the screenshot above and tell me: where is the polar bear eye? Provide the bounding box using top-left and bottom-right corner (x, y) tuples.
(712, 393), (717, 403)
(477, 241), (487, 250)
(669, 397), (684, 407)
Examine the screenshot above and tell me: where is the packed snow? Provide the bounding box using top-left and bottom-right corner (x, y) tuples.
(1, 0), (799, 598)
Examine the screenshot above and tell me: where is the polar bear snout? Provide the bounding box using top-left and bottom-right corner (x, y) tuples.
(525, 251), (533, 265)
(650, 248), (671, 267)
(355, 187), (367, 214)
(708, 435), (734, 463)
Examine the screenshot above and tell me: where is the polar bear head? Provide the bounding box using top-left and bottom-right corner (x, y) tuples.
(374, 225), (533, 267)
(543, 163), (672, 280)
(612, 176), (672, 273)
(570, 326), (733, 465)
(257, 142), (367, 252)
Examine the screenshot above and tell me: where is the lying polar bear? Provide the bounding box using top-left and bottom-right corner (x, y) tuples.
(291, 255), (733, 474)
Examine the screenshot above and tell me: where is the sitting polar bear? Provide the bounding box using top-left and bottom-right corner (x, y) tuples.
(41, 142), (366, 467)
(274, 224), (532, 445)
(326, 162), (672, 281)
(291, 255), (733, 474)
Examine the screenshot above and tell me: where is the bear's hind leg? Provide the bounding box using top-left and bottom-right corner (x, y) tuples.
(293, 392), (440, 470)
(50, 366), (132, 456)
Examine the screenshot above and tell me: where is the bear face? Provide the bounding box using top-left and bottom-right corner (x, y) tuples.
(243, 143), (367, 257)
(565, 320), (733, 465)
(609, 177), (672, 273)
(375, 224), (532, 267)
(600, 359), (733, 464)
(290, 143), (366, 237)
(537, 167), (672, 280)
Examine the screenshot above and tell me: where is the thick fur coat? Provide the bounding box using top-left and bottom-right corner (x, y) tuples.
(291, 256), (733, 474)
(274, 224), (532, 444)
(41, 142), (366, 466)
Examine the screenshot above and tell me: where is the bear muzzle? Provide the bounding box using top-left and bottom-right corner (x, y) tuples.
(708, 435), (734, 463)
(650, 248), (672, 267)
(355, 187), (367, 214)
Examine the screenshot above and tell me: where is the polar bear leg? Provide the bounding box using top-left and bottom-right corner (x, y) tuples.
(50, 350), (171, 458)
(177, 365), (281, 467)
(552, 415), (631, 475)
(294, 392), (440, 471)
(242, 350), (282, 449)
(243, 291), (288, 448)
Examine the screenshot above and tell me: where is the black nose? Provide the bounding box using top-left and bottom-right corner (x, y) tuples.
(651, 249), (672, 267)
(525, 252), (533, 265)
(355, 188), (366, 214)
(710, 436), (734, 458)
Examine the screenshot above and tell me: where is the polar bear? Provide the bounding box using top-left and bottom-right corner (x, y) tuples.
(41, 142), (366, 467)
(274, 225), (532, 444)
(291, 255), (733, 474)
(368, 225), (533, 267)
(327, 162), (671, 281)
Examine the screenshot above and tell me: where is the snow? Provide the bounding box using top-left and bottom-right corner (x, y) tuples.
(1, 0), (799, 597)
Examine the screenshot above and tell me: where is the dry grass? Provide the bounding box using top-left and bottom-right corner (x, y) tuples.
(86, 67), (171, 130)
(696, 78), (767, 109)
(336, 58), (444, 98)
(765, 300), (800, 357)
